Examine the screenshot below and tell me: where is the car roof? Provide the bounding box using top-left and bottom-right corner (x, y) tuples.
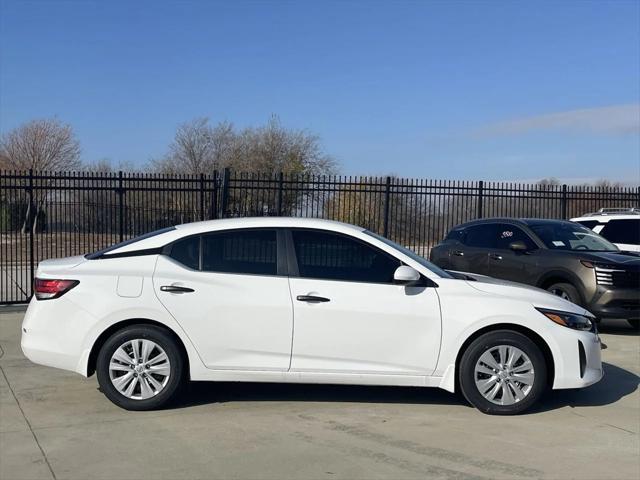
(571, 214), (640, 222)
(107, 217), (365, 254)
(451, 218), (575, 229)
(174, 216), (364, 234)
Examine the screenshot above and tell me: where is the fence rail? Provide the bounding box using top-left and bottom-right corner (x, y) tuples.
(1, 169), (638, 304)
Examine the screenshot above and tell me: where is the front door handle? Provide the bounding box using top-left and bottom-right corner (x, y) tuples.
(296, 295), (330, 303)
(452, 250), (465, 257)
(489, 253), (503, 261)
(160, 285), (195, 293)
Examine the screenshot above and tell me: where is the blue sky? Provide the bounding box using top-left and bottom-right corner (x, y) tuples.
(1, 0), (639, 183)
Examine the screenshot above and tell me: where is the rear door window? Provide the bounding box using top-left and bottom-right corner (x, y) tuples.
(463, 224), (498, 248)
(202, 229), (278, 275)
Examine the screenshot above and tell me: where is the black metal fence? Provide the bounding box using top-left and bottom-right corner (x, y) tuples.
(1, 169), (638, 304)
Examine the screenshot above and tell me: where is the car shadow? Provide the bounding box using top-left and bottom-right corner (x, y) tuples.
(169, 362), (638, 412)
(531, 362), (639, 413)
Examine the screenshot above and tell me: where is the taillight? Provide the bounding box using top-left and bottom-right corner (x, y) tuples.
(34, 278), (79, 300)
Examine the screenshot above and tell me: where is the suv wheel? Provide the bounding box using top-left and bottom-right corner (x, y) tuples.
(547, 282), (581, 305)
(459, 330), (547, 415)
(96, 325), (184, 410)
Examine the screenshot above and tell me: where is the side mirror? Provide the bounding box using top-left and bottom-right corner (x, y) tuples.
(509, 240), (528, 252)
(393, 265), (421, 285)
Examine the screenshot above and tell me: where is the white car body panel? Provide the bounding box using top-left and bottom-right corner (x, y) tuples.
(21, 217), (603, 396)
(153, 255), (294, 371)
(288, 277), (441, 375)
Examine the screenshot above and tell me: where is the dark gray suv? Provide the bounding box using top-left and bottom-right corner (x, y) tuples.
(430, 218), (640, 328)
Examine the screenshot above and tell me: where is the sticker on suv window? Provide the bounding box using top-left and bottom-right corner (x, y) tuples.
(552, 240), (565, 247)
(501, 230), (513, 238)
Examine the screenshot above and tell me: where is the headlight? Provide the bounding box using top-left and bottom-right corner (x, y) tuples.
(536, 308), (594, 331)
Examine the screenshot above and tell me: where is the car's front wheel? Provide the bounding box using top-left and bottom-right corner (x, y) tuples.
(459, 330), (547, 415)
(96, 325), (184, 410)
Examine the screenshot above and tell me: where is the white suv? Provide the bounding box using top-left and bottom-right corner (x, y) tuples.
(572, 208), (640, 253)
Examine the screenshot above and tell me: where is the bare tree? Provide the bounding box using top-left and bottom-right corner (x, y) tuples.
(0, 118), (81, 171)
(153, 116), (336, 176)
(0, 118), (81, 233)
(152, 117), (235, 174)
(230, 116), (336, 175)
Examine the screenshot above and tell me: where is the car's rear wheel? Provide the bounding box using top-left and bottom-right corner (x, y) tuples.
(546, 282), (581, 305)
(96, 325), (184, 410)
(459, 330), (547, 415)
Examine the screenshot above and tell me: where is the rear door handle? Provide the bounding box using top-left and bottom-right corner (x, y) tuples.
(296, 295), (330, 303)
(160, 285), (195, 293)
(452, 250), (465, 257)
(489, 253), (503, 261)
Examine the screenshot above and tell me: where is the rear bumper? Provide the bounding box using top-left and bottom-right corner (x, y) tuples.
(21, 297), (93, 376)
(588, 287), (640, 320)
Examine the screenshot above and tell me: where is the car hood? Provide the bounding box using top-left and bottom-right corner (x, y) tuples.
(449, 271), (592, 316)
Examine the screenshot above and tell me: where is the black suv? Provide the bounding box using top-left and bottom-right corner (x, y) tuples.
(430, 218), (640, 328)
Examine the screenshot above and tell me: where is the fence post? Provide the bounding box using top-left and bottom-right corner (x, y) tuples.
(117, 171), (124, 242)
(210, 170), (218, 220)
(561, 184), (568, 219)
(199, 173), (205, 221)
(28, 169), (34, 299)
(276, 171), (284, 216)
(220, 168), (230, 218)
(383, 176), (391, 237)
(477, 180), (484, 219)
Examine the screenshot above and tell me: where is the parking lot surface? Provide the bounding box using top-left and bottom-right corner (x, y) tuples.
(1, 309), (638, 480)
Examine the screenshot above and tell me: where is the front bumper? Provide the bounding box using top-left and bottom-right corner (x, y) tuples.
(588, 287), (640, 320)
(551, 326), (603, 390)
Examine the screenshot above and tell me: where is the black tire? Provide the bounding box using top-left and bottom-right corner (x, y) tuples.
(459, 330), (547, 415)
(96, 325), (185, 411)
(546, 282), (582, 306)
(628, 319), (640, 330)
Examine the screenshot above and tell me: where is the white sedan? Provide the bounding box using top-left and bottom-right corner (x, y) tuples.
(21, 218), (603, 414)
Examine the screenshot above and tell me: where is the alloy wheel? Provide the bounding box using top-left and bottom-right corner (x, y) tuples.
(474, 345), (535, 405)
(108, 339), (171, 400)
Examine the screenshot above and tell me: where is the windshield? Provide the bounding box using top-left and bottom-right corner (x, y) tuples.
(364, 230), (453, 278)
(529, 222), (619, 252)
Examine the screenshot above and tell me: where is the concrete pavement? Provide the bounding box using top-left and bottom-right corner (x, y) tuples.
(1, 310), (638, 480)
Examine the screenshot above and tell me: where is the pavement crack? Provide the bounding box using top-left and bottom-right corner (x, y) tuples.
(1, 366), (57, 480)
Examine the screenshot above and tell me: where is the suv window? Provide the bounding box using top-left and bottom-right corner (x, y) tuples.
(600, 219), (640, 245)
(202, 229), (277, 275)
(169, 235), (200, 269)
(494, 224), (538, 250)
(292, 230), (401, 283)
(464, 224), (498, 248)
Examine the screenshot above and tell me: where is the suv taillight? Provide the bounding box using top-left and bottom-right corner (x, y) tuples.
(34, 278), (79, 300)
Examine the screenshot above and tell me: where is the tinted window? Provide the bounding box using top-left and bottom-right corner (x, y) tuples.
(600, 220), (640, 245)
(494, 224), (538, 250)
(464, 224), (498, 248)
(86, 226), (176, 259)
(170, 236), (200, 270)
(292, 230), (400, 283)
(202, 230), (277, 275)
(445, 228), (466, 243)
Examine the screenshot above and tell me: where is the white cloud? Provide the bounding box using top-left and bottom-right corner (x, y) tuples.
(475, 103), (640, 137)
